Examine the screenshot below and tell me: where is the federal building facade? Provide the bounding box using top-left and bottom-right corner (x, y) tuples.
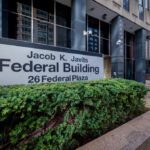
(0, 0), (150, 85)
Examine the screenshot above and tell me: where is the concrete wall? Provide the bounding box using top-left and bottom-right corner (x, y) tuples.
(95, 0), (150, 31)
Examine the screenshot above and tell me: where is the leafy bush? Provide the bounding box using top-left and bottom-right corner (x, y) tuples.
(0, 79), (146, 150)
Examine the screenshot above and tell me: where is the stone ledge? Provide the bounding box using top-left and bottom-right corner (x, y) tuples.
(77, 111), (150, 150)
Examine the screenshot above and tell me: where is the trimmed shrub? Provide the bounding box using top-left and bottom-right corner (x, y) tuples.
(0, 79), (147, 150)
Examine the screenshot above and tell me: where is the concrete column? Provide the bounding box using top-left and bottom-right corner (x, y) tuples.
(135, 29), (146, 83)
(71, 0), (86, 51)
(111, 16), (124, 78)
(0, 0), (2, 37)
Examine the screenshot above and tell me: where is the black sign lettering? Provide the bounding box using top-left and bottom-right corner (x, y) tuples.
(60, 55), (67, 61)
(11, 63), (22, 72)
(0, 59), (10, 71)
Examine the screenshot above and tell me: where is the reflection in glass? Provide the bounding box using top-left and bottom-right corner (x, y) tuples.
(101, 38), (109, 55)
(56, 26), (71, 48)
(123, 0), (130, 11)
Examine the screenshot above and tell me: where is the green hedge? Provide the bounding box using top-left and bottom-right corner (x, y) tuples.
(0, 79), (147, 150)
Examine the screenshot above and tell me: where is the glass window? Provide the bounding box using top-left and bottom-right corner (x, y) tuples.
(2, 0), (31, 41)
(87, 16), (99, 53)
(33, 0), (54, 45)
(126, 46), (133, 59)
(145, 39), (150, 60)
(126, 32), (134, 46)
(17, 3), (31, 41)
(56, 26), (71, 48)
(139, 0), (144, 20)
(123, 0), (130, 11)
(87, 18), (110, 54)
(146, 60), (150, 74)
(101, 39), (109, 55)
(88, 16), (99, 36)
(145, 0), (149, 9)
(88, 35), (99, 52)
(125, 59), (134, 80)
(33, 0), (54, 22)
(2, 0), (73, 48)
(100, 21), (110, 55)
(100, 21), (109, 39)
(124, 31), (135, 80)
(56, 3), (71, 48)
(145, 38), (150, 74)
(56, 3), (71, 28)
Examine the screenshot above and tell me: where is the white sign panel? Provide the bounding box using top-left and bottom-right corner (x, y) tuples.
(0, 44), (104, 85)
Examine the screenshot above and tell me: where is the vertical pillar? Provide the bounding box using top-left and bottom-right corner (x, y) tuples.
(135, 29), (146, 83)
(0, 0), (2, 37)
(111, 16), (124, 78)
(71, 0), (86, 51)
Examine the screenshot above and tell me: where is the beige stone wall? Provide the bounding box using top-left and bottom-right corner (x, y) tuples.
(95, 0), (150, 31)
(104, 57), (111, 78)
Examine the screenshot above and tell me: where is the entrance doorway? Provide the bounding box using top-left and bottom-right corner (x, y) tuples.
(124, 31), (135, 80)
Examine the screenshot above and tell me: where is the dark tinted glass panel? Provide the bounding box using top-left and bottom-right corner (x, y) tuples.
(33, 0), (54, 22)
(101, 38), (109, 55)
(126, 46), (133, 58)
(33, 0), (54, 45)
(125, 59), (134, 79)
(139, 0), (144, 20)
(56, 26), (71, 48)
(88, 35), (99, 53)
(88, 16), (99, 36)
(34, 20), (54, 45)
(2, 0), (31, 41)
(123, 0), (130, 11)
(124, 31), (135, 80)
(56, 3), (71, 27)
(126, 32), (134, 46)
(133, 60), (135, 79)
(100, 21), (109, 39)
(124, 32), (134, 59)
(3, 0), (31, 12)
(146, 60), (150, 74)
(139, 5), (144, 20)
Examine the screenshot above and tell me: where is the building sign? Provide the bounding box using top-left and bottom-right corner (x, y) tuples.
(0, 44), (104, 85)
